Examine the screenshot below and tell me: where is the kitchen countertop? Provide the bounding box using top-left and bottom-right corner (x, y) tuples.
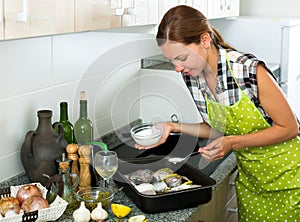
(1, 151), (236, 221)
(0, 121), (237, 221)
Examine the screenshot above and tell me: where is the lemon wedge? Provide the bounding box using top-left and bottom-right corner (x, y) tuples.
(111, 203), (132, 218)
(128, 215), (148, 222)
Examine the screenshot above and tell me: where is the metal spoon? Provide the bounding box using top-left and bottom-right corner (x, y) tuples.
(168, 151), (199, 164)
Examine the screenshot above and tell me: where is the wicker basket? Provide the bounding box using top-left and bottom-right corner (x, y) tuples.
(0, 183), (68, 222)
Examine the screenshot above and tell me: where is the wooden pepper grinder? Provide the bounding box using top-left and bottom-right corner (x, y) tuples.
(66, 144), (80, 191)
(78, 145), (91, 190)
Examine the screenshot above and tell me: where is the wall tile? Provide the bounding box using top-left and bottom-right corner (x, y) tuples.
(0, 37), (52, 99)
(139, 69), (203, 123)
(0, 30), (160, 182)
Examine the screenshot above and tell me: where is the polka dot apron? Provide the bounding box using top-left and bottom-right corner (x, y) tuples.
(206, 54), (300, 221)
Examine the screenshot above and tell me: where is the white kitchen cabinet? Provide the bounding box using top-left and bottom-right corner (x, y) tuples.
(207, 0), (240, 19)
(157, 0), (207, 21)
(190, 0), (208, 16)
(4, 0), (74, 40)
(75, 0), (159, 30)
(158, 0), (181, 22)
(0, 0), (4, 40)
(116, 0), (159, 27)
(74, 0), (112, 32)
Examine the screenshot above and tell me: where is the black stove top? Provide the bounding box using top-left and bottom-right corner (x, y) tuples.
(111, 134), (230, 176)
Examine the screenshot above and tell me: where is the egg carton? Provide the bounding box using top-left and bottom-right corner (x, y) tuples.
(0, 183), (68, 222)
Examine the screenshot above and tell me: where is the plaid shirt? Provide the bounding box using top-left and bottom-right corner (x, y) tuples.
(182, 46), (275, 125)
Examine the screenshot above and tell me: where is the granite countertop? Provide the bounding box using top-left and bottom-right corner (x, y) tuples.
(0, 122), (237, 221)
(1, 152), (236, 222)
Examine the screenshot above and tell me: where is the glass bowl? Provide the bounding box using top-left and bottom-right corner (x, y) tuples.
(130, 122), (162, 146)
(76, 186), (114, 211)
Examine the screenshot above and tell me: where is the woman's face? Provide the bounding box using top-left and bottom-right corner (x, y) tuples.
(160, 40), (208, 77)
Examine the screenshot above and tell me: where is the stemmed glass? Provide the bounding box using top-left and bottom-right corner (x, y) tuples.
(94, 151), (118, 188)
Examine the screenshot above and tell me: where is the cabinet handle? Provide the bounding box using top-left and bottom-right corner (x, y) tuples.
(16, 0), (27, 22)
(226, 0), (231, 10)
(220, 0), (226, 10)
(227, 207), (238, 213)
(0, 0), (3, 24)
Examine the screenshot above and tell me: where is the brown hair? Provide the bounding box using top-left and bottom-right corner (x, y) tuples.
(156, 5), (235, 50)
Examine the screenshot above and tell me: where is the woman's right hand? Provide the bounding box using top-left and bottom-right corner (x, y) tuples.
(134, 122), (175, 150)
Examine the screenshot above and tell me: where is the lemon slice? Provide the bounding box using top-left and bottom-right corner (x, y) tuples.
(128, 215), (147, 222)
(111, 203), (132, 218)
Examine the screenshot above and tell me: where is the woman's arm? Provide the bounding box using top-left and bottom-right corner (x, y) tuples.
(229, 64), (298, 149)
(135, 121), (222, 150)
(200, 64), (299, 160)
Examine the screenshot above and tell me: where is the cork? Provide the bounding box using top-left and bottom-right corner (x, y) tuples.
(80, 91), (86, 100)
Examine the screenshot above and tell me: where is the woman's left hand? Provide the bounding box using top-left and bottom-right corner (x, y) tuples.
(198, 136), (232, 161)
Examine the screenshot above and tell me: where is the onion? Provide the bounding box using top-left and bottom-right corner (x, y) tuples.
(0, 197), (20, 217)
(21, 196), (49, 213)
(16, 184), (42, 205)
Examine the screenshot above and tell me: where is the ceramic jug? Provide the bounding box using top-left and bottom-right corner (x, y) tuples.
(21, 110), (68, 186)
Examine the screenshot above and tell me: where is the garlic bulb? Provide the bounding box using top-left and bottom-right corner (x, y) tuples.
(91, 202), (108, 221)
(73, 201), (90, 222)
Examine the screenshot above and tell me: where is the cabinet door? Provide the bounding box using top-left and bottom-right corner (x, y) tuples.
(158, 0), (180, 22)
(158, 0), (208, 22)
(191, 0), (208, 17)
(122, 0), (158, 26)
(207, 0), (239, 19)
(75, 0), (111, 32)
(0, 0), (4, 40)
(4, 0), (74, 40)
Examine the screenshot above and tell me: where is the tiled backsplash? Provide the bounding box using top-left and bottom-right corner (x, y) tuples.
(0, 28), (160, 182)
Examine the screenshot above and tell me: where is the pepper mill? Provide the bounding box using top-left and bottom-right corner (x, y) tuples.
(78, 145), (91, 190)
(66, 144), (80, 191)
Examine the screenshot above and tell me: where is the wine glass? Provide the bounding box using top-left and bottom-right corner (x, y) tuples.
(94, 151), (118, 188)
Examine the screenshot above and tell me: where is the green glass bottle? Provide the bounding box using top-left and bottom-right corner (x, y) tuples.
(74, 91), (93, 145)
(59, 102), (75, 144)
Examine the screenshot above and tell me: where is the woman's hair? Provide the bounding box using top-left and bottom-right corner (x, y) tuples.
(156, 5), (235, 50)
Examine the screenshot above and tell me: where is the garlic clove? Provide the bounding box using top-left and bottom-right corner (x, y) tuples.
(91, 202), (108, 221)
(73, 201), (91, 222)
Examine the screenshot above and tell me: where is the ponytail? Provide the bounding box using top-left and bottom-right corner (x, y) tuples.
(210, 26), (235, 50)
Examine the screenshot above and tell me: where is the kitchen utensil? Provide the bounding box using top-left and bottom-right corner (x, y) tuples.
(130, 122), (162, 146)
(168, 151), (199, 164)
(113, 156), (216, 213)
(197, 145), (219, 169)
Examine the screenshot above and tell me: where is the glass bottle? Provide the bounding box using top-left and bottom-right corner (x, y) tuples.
(59, 102), (75, 144)
(74, 91), (93, 145)
(57, 153), (80, 210)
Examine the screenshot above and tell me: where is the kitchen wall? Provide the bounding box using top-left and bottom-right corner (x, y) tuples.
(240, 0), (300, 17)
(0, 27), (160, 182)
(2, 1), (300, 183)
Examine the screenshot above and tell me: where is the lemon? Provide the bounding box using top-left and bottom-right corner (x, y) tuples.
(111, 203), (132, 218)
(128, 215), (148, 222)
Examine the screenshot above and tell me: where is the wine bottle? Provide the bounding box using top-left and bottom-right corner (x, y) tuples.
(74, 91), (93, 145)
(59, 101), (75, 144)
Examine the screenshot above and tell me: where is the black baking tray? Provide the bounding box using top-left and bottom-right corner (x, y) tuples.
(113, 156), (216, 213)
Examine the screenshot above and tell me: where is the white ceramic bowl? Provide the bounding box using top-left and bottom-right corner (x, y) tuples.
(130, 123), (162, 146)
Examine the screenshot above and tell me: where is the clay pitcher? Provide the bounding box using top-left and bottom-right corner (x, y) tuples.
(21, 110), (68, 186)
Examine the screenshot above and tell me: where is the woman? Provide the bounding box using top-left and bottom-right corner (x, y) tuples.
(136, 5), (300, 221)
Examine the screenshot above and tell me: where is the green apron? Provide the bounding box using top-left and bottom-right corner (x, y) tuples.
(206, 55), (300, 221)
